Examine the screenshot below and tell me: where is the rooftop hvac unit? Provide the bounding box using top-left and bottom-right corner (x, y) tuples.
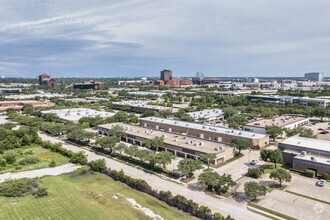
(300, 151), (306, 157)
(186, 124), (189, 126)
(186, 141), (190, 144)
(219, 147), (223, 150)
(199, 142), (204, 146)
(193, 143), (197, 146)
(162, 134), (166, 138)
(183, 136), (187, 139)
(175, 139), (178, 142)
(311, 156), (316, 161)
(215, 148), (219, 151)
(174, 135), (178, 138)
(131, 128), (134, 131)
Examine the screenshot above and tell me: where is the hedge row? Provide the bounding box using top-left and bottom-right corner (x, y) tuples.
(98, 166), (233, 220)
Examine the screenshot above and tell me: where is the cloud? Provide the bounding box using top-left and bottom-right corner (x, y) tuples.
(0, 0), (330, 77)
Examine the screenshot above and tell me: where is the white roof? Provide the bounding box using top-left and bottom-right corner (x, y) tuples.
(142, 117), (267, 139)
(113, 101), (170, 110)
(187, 109), (223, 119)
(127, 91), (165, 96)
(282, 137), (330, 152)
(41, 108), (115, 121)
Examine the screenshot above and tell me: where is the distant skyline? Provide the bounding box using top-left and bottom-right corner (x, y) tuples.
(1, 0), (330, 78)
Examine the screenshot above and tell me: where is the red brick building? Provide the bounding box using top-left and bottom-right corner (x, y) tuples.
(39, 73), (58, 88)
(192, 77), (219, 85)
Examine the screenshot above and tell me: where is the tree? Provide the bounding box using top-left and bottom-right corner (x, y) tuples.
(299, 128), (315, 138)
(216, 173), (236, 194)
(136, 149), (153, 163)
(122, 105), (131, 112)
(114, 143), (127, 155)
(227, 115), (247, 129)
(70, 151), (88, 165)
(244, 181), (267, 201)
(95, 136), (120, 154)
(223, 107), (238, 119)
(154, 151), (173, 169)
(199, 154), (216, 168)
(42, 113), (59, 122)
(269, 169), (291, 186)
(67, 129), (94, 144)
(91, 159), (107, 172)
(143, 137), (164, 153)
(260, 149), (283, 168)
(178, 158), (202, 178)
(4, 151), (16, 164)
(110, 111), (128, 122)
(128, 115), (139, 124)
(231, 138), (253, 155)
(107, 125), (125, 137)
(266, 126), (283, 141)
(124, 145), (139, 158)
(312, 107), (327, 121)
(198, 172), (220, 190)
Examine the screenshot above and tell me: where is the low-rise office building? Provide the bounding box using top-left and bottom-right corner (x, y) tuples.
(140, 117), (269, 147)
(187, 109), (224, 122)
(248, 95), (330, 107)
(0, 100), (54, 112)
(278, 137), (330, 175)
(242, 115), (309, 135)
(112, 101), (172, 112)
(98, 123), (235, 164)
(41, 108), (115, 123)
(73, 80), (104, 89)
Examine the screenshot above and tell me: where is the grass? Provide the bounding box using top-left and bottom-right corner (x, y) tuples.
(221, 191), (234, 198)
(0, 146), (70, 174)
(267, 184), (287, 193)
(247, 207), (280, 220)
(248, 202), (298, 220)
(0, 167), (193, 220)
(262, 163), (291, 174)
(285, 190), (330, 205)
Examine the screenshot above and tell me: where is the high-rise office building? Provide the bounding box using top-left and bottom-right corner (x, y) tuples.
(304, 72), (324, 81)
(196, 72), (204, 79)
(160, 70), (172, 82)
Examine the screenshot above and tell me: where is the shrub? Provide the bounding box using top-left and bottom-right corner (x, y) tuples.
(15, 165), (22, 170)
(19, 157), (40, 165)
(4, 151), (16, 164)
(25, 150), (34, 155)
(69, 151), (88, 165)
(305, 169), (315, 178)
(322, 173), (330, 181)
(0, 178), (39, 197)
(49, 159), (56, 167)
(0, 159), (6, 167)
(247, 168), (263, 178)
(90, 159), (107, 172)
(32, 187), (49, 197)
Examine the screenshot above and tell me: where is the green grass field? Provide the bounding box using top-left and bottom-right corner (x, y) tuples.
(0, 146), (70, 174)
(0, 167), (193, 220)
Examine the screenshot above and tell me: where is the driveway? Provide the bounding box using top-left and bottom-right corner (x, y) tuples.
(38, 132), (266, 220)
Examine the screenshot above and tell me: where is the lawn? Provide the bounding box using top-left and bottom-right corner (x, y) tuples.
(0, 146), (70, 174)
(0, 167), (193, 220)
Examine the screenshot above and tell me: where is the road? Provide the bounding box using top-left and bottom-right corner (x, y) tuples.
(39, 132), (266, 220)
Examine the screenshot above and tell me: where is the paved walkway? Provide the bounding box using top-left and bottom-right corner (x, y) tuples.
(39, 132), (266, 220)
(0, 164), (81, 183)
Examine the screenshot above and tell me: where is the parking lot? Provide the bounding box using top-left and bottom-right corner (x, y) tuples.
(304, 122), (330, 141)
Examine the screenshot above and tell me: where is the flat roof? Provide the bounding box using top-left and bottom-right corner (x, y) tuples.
(246, 115), (309, 128)
(112, 101), (171, 110)
(187, 109), (223, 120)
(281, 137), (330, 152)
(141, 117), (268, 139)
(41, 108), (115, 121)
(5, 93), (66, 99)
(99, 123), (232, 154)
(127, 91), (165, 96)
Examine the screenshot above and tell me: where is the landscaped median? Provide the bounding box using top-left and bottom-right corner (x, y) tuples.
(248, 202), (298, 220)
(285, 190), (330, 205)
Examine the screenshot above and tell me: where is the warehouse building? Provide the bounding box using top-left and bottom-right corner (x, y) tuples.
(243, 115), (309, 135)
(278, 137), (330, 175)
(187, 109), (224, 123)
(41, 108), (115, 123)
(98, 123), (235, 164)
(140, 117), (269, 147)
(112, 101), (172, 112)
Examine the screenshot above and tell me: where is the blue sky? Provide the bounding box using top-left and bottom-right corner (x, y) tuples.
(0, 0), (330, 78)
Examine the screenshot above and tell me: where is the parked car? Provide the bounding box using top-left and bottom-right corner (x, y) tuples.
(318, 128), (324, 131)
(317, 179), (327, 187)
(250, 159), (259, 165)
(320, 131), (329, 134)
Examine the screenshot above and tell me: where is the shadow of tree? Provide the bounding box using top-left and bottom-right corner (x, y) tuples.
(187, 182), (205, 192)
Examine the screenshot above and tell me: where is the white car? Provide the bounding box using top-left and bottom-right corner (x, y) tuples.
(250, 159), (259, 165)
(317, 179), (327, 187)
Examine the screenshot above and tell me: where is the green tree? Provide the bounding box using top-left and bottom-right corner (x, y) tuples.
(312, 107), (327, 121)
(178, 158), (202, 178)
(244, 181), (267, 201)
(107, 125), (125, 137)
(266, 126), (283, 141)
(198, 171), (220, 190)
(91, 159), (107, 172)
(227, 115), (247, 129)
(42, 113), (60, 122)
(260, 149), (283, 168)
(199, 154), (216, 168)
(114, 143), (127, 155)
(154, 151), (173, 169)
(216, 173), (236, 194)
(95, 136), (120, 154)
(136, 149), (153, 163)
(4, 151), (16, 164)
(70, 151), (87, 165)
(143, 137), (164, 153)
(231, 138), (253, 155)
(269, 169), (291, 186)
(223, 107), (238, 119)
(124, 145), (139, 158)
(299, 128), (315, 138)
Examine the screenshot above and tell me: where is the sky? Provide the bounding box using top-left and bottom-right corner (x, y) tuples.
(0, 0), (330, 78)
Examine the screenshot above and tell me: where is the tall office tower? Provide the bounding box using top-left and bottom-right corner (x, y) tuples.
(196, 72), (204, 79)
(160, 70), (173, 82)
(304, 72), (324, 81)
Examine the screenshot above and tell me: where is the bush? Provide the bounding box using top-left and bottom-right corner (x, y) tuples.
(15, 165), (22, 170)
(247, 168), (263, 178)
(49, 159), (56, 167)
(4, 151), (16, 164)
(305, 169), (316, 178)
(70, 151), (88, 165)
(90, 159), (107, 172)
(0, 178), (39, 197)
(19, 157), (40, 165)
(322, 173), (330, 181)
(32, 187), (49, 197)
(0, 159), (6, 167)
(25, 150), (34, 155)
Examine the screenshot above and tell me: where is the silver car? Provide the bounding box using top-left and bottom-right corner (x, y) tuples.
(317, 179), (327, 187)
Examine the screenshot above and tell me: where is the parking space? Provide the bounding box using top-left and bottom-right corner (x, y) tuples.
(304, 122), (330, 141)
